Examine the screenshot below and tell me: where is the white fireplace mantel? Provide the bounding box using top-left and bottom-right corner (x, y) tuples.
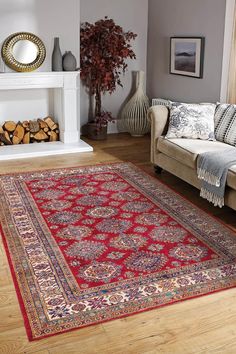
(0, 71), (92, 160)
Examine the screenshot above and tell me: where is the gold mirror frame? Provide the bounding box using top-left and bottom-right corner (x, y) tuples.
(1, 32), (46, 72)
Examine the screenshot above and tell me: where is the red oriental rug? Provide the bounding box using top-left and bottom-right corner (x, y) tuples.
(1, 163), (236, 341)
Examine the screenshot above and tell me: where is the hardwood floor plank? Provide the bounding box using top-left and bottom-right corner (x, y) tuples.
(101, 290), (236, 354)
(0, 325), (105, 354)
(0, 304), (24, 332)
(0, 285), (18, 308)
(0, 134), (235, 354)
(0, 268), (12, 288)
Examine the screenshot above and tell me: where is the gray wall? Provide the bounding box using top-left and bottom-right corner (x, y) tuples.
(0, 0), (79, 72)
(147, 0), (226, 103)
(0, 0), (80, 123)
(80, 0), (149, 132)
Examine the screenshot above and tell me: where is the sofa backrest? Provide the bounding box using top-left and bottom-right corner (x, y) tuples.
(152, 98), (236, 147)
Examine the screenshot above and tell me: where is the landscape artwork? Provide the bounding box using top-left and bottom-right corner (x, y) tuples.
(174, 42), (196, 73)
(170, 37), (204, 78)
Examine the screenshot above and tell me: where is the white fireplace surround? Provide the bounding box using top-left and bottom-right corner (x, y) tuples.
(0, 72), (92, 160)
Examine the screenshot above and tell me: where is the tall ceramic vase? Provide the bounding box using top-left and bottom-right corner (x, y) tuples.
(52, 37), (62, 71)
(122, 71), (150, 136)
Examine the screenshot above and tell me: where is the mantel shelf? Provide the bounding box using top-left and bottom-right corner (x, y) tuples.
(0, 71), (80, 76)
(0, 71), (80, 90)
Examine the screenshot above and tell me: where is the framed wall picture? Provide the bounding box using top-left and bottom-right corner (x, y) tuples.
(170, 37), (205, 78)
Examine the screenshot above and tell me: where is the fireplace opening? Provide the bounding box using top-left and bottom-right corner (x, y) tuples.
(0, 117), (59, 146)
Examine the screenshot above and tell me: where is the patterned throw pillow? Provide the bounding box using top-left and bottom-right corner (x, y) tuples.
(152, 98), (171, 107)
(214, 104), (236, 146)
(166, 103), (216, 140)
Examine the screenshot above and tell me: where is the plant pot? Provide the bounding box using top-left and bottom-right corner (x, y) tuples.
(87, 123), (107, 140)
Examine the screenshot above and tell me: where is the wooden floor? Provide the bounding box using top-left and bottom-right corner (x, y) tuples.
(0, 133), (236, 354)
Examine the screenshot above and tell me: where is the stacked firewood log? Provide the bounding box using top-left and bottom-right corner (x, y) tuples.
(0, 117), (59, 146)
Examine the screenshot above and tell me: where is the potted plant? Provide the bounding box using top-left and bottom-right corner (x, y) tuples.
(80, 17), (137, 139)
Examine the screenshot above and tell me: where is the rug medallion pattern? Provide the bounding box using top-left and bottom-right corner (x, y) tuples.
(0, 163), (236, 340)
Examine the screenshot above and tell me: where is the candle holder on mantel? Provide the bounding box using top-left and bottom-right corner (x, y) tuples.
(121, 70), (150, 137)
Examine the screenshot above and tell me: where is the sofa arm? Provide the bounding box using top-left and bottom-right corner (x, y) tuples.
(148, 105), (169, 163)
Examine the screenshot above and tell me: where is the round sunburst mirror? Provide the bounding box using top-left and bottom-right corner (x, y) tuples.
(1, 32), (46, 72)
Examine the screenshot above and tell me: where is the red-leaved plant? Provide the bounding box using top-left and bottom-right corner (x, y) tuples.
(80, 17), (137, 130)
(94, 111), (114, 132)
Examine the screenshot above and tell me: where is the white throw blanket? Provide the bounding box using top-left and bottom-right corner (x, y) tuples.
(197, 147), (236, 207)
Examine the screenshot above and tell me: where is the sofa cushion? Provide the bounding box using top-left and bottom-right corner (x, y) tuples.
(166, 103), (216, 140)
(214, 103), (236, 146)
(157, 137), (236, 189)
(152, 98), (171, 107)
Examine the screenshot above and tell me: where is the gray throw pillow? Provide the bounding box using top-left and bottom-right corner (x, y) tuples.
(214, 103), (236, 146)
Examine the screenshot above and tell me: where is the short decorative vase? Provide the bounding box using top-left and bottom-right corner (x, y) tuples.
(62, 51), (77, 71)
(52, 37), (62, 71)
(122, 71), (150, 137)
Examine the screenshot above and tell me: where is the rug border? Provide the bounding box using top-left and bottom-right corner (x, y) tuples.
(2, 215), (236, 343)
(0, 162), (236, 341)
(2, 218), (236, 343)
(0, 222), (33, 340)
(134, 163), (236, 234)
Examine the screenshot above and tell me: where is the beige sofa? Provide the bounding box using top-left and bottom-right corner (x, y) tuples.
(148, 105), (236, 211)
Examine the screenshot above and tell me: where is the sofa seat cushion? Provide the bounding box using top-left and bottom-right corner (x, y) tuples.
(157, 137), (236, 189)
